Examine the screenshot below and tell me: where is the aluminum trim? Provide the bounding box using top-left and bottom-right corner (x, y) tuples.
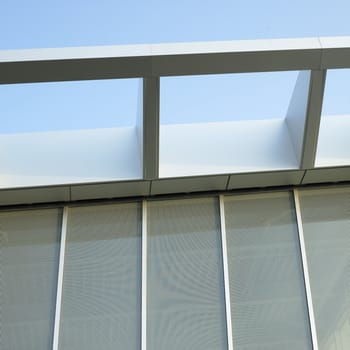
(141, 200), (148, 350)
(293, 189), (319, 350)
(52, 207), (69, 350)
(219, 195), (234, 350)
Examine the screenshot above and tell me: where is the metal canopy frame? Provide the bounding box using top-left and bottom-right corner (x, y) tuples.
(1, 36), (350, 205)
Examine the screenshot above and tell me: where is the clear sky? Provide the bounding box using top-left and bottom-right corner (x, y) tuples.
(2, 0), (350, 49)
(1, 0), (350, 133)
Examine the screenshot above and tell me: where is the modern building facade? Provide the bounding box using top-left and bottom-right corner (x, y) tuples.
(0, 37), (350, 350)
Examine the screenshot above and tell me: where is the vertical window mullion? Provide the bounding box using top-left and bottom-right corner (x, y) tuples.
(142, 200), (148, 350)
(219, 195), (234, 350)
(52, 206), (69, 350)
(293, 189), (319, 350)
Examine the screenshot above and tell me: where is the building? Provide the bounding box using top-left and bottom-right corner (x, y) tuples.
(0, 37), (349, 350)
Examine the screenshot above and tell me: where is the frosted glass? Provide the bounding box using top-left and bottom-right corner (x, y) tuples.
(59, 203), (141, 350)
(299, 187), (350, 350)
(147, 197), (227, 350)
(0, 209), (61, 350)
(225, 192), (312, 350)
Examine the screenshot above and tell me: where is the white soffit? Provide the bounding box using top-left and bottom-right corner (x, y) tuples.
(0, 128), (142, 188)
(159, 119), (298, 177)
(315, 115), (350, 167)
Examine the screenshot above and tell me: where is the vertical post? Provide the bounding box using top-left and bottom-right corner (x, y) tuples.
(143, 77), (160, 180)
(300, 70), (327, 169)
(52, 207), (69, 350)
(286, 70), (327, 169)
(293, 190), (319, 350)
(219, 195), (234, 350)
(141, 200), (148, 350)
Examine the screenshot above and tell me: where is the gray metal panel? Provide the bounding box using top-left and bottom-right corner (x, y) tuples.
(143, 77), (159, 179)
(302, 167), (350, 184)
(0, 186), (70, 205)
(150, 175), (228, 195)
(70, 180), (150, 201)
(0, 57), (152, 84)
(228, 170), (303, 189)
(151, 49), (321, 76)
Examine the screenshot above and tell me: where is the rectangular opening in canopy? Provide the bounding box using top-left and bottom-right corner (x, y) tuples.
(159, 71), (306, 177)
(0, 78), (142, 188)
(316, 69), (350, 167)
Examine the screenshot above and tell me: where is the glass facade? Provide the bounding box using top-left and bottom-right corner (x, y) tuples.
(300, 187), (350, 350)
(0, 186), (349, 349)
(225, 193), (311, 349)
(147, 198), (227, 350)
(0, 209), (61, 350)
(59, 203), (141, 350)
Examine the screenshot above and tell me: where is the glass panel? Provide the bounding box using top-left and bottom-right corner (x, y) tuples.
(147, 197), (227, 350)
(0, 208), (61, 350)
(59, 203), (141, 350)
(299, 187), (350, 350)
(225, 192), (311, 350)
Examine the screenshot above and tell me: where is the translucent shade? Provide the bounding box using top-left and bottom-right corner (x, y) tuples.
(299, 187), (350, 350)
(147, 198), (227, 350)
(0, 209), (61, 350)
(59, 203), (141, 350)
(224, 192), (312, 350)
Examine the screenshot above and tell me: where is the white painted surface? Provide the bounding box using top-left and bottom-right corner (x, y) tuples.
(160, 119), (298, 177)
(285, 70), (311, 164)
(316, 114), (350, 166)
(0, 127), (142, 188)
(0, 37), (322, 63)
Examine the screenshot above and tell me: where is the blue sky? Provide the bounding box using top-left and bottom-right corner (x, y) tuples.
(2, 0), (350, 49)
(1, 0), (350, 133)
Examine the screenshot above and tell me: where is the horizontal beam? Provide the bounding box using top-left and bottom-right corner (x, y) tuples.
(0, 167), (349, 206)
(2, 36), (350, 83)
